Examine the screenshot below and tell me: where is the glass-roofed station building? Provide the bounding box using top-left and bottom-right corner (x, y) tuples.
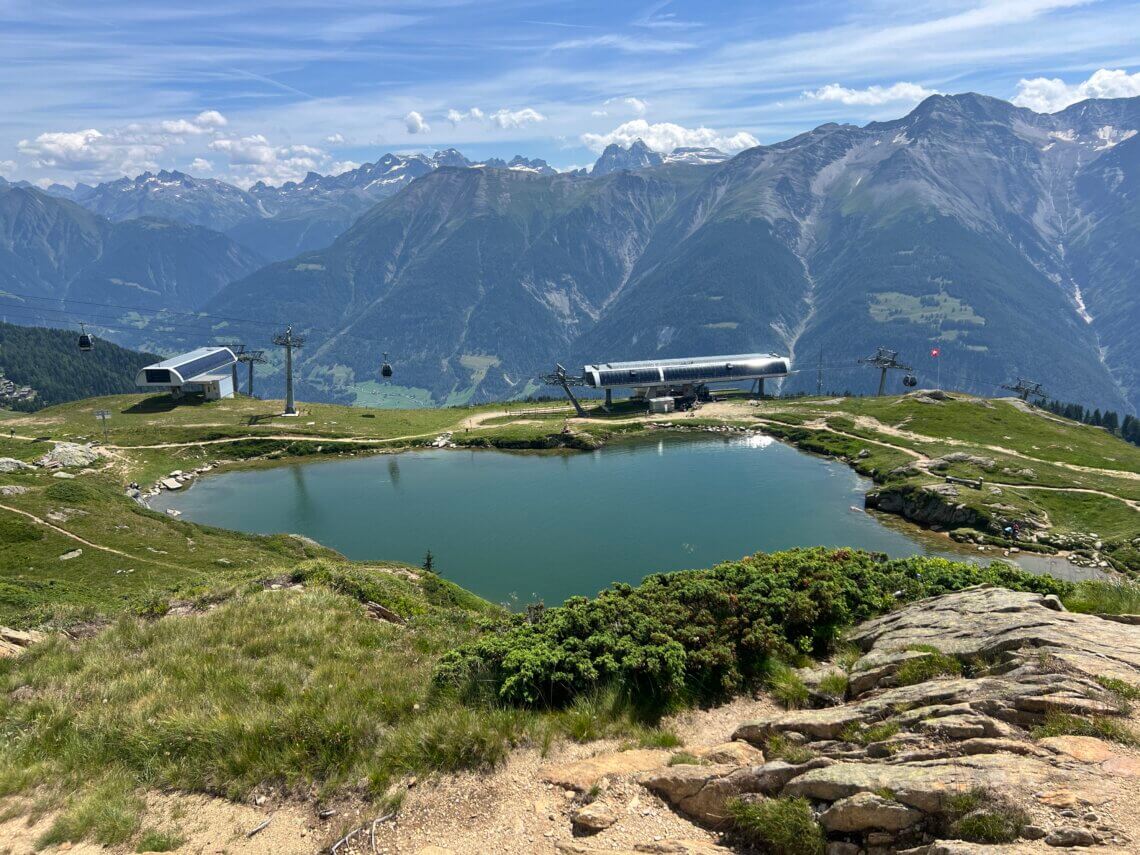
(135, 347), (237, 400)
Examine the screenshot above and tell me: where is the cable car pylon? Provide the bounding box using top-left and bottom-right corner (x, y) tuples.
(858, 346), (913, 396)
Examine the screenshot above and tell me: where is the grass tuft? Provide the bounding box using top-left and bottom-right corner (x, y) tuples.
(895, 646), (963, 686)
(1063, 580), (1140, 616)
(136, 828), (185, 852)
(1031, 709), (1140, 746)
(727, 796), (826, 855)
(763, 734), (816, 765)
(945, 788), (1028, 844)
(667, 752), (703, 766)
(816, 671), (848, 703)
(767, 663), (809, 710)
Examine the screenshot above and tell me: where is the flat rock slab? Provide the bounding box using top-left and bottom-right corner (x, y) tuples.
(1039, 735), (1118, 763)
(847, 587), (1140, 686)
(542, 749), (669, 791)
(558, 841), (729, 855)
(783, 754), (1077, 814)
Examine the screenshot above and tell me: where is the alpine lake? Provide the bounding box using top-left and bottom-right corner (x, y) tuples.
(151, 433), (1096, 606)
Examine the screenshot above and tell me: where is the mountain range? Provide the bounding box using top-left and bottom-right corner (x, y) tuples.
(3, 93), (1138, 412)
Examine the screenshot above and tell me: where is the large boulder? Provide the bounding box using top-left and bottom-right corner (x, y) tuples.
(37, 442), (100, 469)
(819, 792), (922, 832)
(0, 457), (33, 473)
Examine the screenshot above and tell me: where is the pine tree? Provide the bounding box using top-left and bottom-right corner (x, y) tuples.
(422, 550), (435, 573)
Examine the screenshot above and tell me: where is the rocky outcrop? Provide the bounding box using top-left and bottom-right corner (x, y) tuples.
(36, 442), (100, 469)
(0, 627), (43, 658)
(864, 483), (992, 531)
(0, 457), (33, 473)
(643, 588), (1140, 852)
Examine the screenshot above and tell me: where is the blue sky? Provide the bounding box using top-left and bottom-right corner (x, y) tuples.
(2, 0), (1139, 187)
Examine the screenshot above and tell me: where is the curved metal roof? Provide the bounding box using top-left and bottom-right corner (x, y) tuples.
(136, 347), (236, 386)
(583, 353), (789, 389)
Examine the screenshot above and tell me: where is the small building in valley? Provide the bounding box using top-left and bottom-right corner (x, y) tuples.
(135, 347), (236, 400)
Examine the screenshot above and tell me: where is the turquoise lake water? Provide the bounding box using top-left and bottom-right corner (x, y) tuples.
(152, 434), (1090, 606)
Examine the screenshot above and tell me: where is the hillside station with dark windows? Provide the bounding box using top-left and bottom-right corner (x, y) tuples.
(544, 353), (790, 415)
(135, 347), (238, 400)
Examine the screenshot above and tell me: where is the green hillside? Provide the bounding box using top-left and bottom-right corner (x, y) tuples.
(0, 322), (157, 411)
(0, 389), (1137, 848)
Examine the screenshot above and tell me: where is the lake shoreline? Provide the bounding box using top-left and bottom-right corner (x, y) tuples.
(150, 429), (1102, 597)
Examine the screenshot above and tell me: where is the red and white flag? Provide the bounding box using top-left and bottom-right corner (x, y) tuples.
(930, 348), (941, 358)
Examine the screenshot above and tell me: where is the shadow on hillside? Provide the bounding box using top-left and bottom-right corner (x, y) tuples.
(122, 395), (209, 414)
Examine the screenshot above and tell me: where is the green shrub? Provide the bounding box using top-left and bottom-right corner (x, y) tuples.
(433, 548), (1070, 710)
(728, 796), (826, 855)
(0, 514), (44, 544)
(43, 481), (95, 503)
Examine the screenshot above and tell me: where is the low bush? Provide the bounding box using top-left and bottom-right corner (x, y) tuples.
(43, 480), (95, 503)
(727, 796), (826, 855)
(0, 514), (44, 544)
(433, 548), (1070, 710)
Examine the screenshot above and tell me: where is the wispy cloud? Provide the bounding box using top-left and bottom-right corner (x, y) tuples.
(551, 34), (693, 54)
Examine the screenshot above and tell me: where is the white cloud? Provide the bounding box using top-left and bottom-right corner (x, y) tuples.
(16, 128), (161, 174)
(0, 160), (16, 175)
(1012, 68), (1140, 113)
(804, 82), (938, 106)
(194, 110), (227, 129)
(208, 134), (329, 184)
(159, 110), (228, 136)
(325, 133), (345, 144)
(446, 107), (484, 124)
(209, 133), (276, 165)
(490, 107), (546, 129)
(404, 111), (430, 134)
(328, 160), (361, 174)
(581, 120), (758, 154)
(188, 157), (212, 173)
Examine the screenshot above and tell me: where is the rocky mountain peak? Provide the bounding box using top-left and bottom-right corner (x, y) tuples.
(591, 138), (665, 176)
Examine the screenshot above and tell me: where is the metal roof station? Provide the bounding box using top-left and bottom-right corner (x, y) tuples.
(583, 353), (789, 390)
(135, 347), (238, 400)
(542, 353), (790, 415)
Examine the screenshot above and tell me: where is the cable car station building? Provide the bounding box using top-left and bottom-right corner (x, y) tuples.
(135, 347), (237, 400)
(546, 353), (790, 415)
